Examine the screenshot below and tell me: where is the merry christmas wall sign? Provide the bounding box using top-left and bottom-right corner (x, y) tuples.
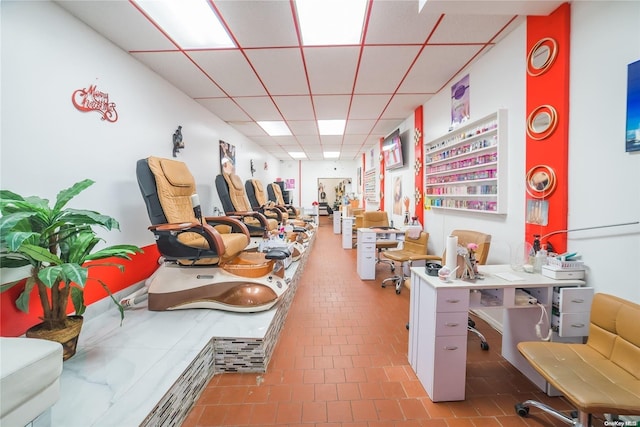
(71, 84), (118, 122)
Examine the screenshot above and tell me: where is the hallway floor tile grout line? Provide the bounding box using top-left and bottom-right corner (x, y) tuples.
(182, 216), (604, 427)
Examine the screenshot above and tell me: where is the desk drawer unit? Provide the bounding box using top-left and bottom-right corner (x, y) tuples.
(552, 287), (593, 337)
(356, 230), (377, 280)
(413, 286), (469, 402)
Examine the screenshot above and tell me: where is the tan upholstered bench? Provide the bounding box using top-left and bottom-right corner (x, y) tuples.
(515, 293), (640, 426)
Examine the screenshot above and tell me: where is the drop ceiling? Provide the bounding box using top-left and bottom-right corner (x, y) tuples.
(55, 0), (564, 161)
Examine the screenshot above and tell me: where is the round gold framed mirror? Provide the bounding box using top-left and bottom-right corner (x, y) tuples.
(527, 37), (558, 77)
(526, 165), (557, 198)
(526, 105), (558, 140)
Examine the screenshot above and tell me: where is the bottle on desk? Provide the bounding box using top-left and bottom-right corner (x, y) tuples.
(534, 249), (547, 273)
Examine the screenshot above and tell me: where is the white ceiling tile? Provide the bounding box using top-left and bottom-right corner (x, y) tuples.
(54, 0), (538, 161)
(399, 45), (483, 93)
(430, 14), (516, 44)
(385, 94), (433, 120)
(288, 121), (320, 136)
(214, 0), (298, 48)
(304, 46), (360, 94)
(132, 52), (225, 98)
(228, 121), (268, 137)
(245, 48), (309, 95)
(349, 95), (393, 120)
(366, 1), (442, 44)
(189, 50), (267, 97)
(345, 119), (377, 135)
(343, 135), (370, 146)
(56, 1), (175, 51)
(355, 45), (422, 94)
(197, 98), (251, 122)
(313, 95), (352, 120)
(234, 97), (282, 121)
(319, 136), (344, 146)
(273, 96), (315, 121)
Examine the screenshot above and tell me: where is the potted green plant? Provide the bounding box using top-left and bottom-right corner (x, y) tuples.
(0, 179), (142, 360)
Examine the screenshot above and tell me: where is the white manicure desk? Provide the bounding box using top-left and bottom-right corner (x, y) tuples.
(408, 264), (591, 402)
(356, 228), (406, 279)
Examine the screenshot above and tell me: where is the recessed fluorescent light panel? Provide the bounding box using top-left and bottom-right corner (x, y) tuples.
(318, 119), (346, 135)
(296, 0), (367, 46)
(288, 152), (307, 159)
(135, 0), (234, 49)
(257, 121), (292, 136)
(323, 151), (340, 159)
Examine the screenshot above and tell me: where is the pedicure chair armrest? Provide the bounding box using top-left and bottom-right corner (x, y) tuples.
(148, 222), (227, 258)
(226, 210), (270, 227)
(204, 216), (251, 238)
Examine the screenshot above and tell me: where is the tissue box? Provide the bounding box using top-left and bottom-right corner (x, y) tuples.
(542, 265), (585, 280)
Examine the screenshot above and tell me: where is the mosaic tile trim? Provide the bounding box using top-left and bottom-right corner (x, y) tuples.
(212, 232), (315, 373)
(141, 341), (215, 427)
(142, 232), (316, 425)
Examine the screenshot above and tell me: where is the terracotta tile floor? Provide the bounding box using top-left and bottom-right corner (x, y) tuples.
(182, 217), (606, 427)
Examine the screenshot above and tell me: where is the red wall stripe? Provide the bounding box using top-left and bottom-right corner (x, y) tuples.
(379, 137), (385, 210)
(0, 244), (160, 337)
(414, 106), (424, 225)
(525, 3), (571, 254)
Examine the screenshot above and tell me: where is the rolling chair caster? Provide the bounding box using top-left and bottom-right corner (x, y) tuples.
(468, 317), (489, 350)
(515, 402), (580, 425)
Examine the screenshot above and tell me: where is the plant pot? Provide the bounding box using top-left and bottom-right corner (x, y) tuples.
(25, 315), (83, 361)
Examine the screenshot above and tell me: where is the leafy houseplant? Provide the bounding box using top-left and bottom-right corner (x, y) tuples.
(0, 179), (142, 358)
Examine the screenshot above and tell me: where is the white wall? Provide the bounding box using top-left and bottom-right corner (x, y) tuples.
(0, 1), (281, 250)
(369, 2), (640, 303)
(280, 159), (358, 208)
(567, 1), (640, 302)
(420, 20), (528, 265)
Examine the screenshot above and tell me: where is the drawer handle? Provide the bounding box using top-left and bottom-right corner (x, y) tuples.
(446, 299), (460, 303)
(571, 323), (585, 328)
(571, 299), (584, 303)
(444, 322), (459, 327)
(444, 346), (458, 351)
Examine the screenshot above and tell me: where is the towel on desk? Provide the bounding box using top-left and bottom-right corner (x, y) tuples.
(406, 227), (421, 239)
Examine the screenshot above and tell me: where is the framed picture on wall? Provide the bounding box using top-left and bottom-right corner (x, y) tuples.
(392, 175), (403, 215)
(219, 140), (236, 174)
(451, 74), (470, 128)
(626, 59), (640, 152)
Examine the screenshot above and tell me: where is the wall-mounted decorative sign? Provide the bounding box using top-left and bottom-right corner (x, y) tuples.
(172, 126), (184, 157)
(526, 104), (558, 140)
(71, 84), (118, 122)
(527, 37), (558, 77)
(451, 74), (470, 129)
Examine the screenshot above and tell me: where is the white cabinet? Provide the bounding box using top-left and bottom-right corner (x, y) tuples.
(553, 286), (594, 337)
(342, 216), (354, 249)
(424, 109), (508, 214)
(356, 229), (376, 280)
(333, 211), (341, 234)
(409, 280), (469, 402)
